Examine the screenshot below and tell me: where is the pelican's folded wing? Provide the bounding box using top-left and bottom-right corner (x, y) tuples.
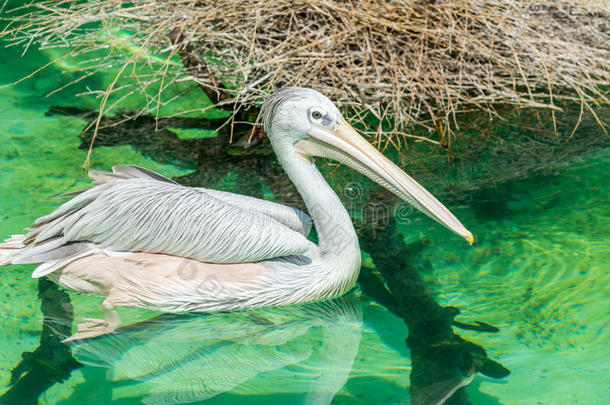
(201, 189), (312, 237)
(16, 178), (313, 271)
(86, 165), (312, 237)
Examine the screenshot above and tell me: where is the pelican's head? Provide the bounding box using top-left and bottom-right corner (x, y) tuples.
(261, 87), (473, 244)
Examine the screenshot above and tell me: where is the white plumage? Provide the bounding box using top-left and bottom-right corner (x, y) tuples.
(23, 176), (312, 269)
(0, 87), (472, 340)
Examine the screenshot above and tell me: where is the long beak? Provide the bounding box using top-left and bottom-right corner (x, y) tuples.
(299, 117), (473, 244)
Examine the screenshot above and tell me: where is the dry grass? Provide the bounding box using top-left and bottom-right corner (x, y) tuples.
(1, 0), (609, 150)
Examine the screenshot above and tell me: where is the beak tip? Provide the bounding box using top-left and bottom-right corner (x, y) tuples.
(465, 231), (474, 245)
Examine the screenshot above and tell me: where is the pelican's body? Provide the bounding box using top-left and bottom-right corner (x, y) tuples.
(44, 162), (361, 313)
(0, 88), (472, 339)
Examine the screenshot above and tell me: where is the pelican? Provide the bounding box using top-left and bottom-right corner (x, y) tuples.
(0, 87), (472, 339)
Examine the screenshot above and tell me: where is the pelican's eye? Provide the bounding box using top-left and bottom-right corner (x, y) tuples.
(308, 108), (332, 127)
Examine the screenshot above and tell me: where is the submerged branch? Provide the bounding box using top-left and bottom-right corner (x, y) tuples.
(0, 279), (82, 405)
(357, 218), (509, 404)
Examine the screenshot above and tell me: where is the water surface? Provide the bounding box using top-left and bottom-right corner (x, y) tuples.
(0, 33), (608, 405)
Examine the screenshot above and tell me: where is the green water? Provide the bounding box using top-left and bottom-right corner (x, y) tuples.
(1, 27), (609, 405)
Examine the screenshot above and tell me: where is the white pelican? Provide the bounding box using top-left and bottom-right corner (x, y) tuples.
(0, 87), (472, 339)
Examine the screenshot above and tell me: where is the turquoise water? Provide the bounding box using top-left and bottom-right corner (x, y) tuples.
(1, 27), (609, 405)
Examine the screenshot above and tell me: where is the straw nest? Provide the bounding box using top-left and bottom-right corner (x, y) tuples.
(2, 0), (609, 147)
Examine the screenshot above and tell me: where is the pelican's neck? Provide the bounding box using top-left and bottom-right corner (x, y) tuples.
(273, 140), (360, 266)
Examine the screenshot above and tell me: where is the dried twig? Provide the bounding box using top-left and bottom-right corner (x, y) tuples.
(1, 0), (608, 149)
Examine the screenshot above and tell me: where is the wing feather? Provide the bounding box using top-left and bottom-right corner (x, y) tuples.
(20, 178), (312, 268)
(203, 189), (312, 237)
(112, 165), (178, 184)
(84, 166), (311, 236)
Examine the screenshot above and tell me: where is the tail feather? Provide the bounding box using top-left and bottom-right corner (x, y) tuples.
(0, 234), (26, 265)
(3, 165), (172, 276)
(1, 234), (97, 278)
(31, 248), (98, 278)
(12, 240), (94, 265)
(0, 240), (25, 249)
(10, 237), (66, 264)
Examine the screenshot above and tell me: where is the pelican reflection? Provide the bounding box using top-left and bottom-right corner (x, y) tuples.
(70, 296), (362, 405)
